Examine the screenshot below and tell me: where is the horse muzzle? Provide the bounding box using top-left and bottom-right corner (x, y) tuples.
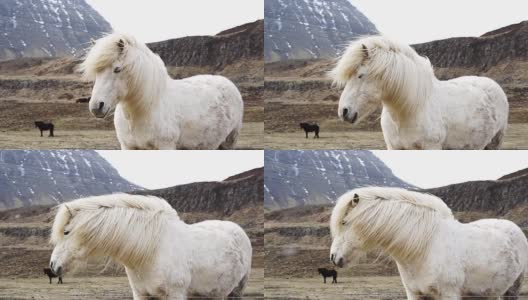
(330, 254), (345, 268)
(90, 101), (108, 118)
(50, 261), (63, 276)
(341, 108), (358, 124)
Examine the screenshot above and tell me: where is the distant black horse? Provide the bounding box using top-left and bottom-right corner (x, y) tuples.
(34, 121), (54, 137)
(76, 97), (91, 103)
(43, 267), (63, 284)
(318, 268), (337, 284)
(300, 122), (319, 138)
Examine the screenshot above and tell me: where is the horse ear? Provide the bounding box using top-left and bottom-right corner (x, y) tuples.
(64, 204), (73, 217)
(117, 39), (125, 53)
(351, 193), (360, 205)
(361, 44), (369, 59)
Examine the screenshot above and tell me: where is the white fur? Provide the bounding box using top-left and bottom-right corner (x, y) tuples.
(330, 187), (528, 299)
(332, 36), (509, 150)
(80, 33), (244, 150)
(50, 194), (252, 299)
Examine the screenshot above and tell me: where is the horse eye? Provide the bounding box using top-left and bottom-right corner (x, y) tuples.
(114, 67), (122, 73)
(358, 74), (364, 79)
(341, 221), (346, 225)
(64, 231), (70, 235)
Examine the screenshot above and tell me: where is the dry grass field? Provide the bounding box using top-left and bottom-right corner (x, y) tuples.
(264, 276), (528, 300)
(0, 268), (264, 299)
(0, 100), (263, 149)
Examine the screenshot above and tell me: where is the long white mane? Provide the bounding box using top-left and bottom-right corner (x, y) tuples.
(331, 36), (435, 114)
(330, 187), (454, 261)
(50, 194), (179, 268)
(79, 33), (169, 115)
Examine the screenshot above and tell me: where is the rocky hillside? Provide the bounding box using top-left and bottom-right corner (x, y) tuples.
(264, 150), (413, 209)
(134, 167), (263, 217)
(426, 168), (528, 221)
(265, 0), (378, 62)
(413, 21), (528, 74)
(0, 0), (111, 61)
(0, 150), (141, 210)
(148, 20), (263, 70)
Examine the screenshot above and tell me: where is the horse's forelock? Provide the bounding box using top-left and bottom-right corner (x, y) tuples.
(50, 204), (73, 245)
(79, 33), (136, 80)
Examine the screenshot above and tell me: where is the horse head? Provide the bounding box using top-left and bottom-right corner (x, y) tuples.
(81, 35), (132, 118)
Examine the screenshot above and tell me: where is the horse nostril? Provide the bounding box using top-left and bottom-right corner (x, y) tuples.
(50, 262), (54, 269)
(343, 108), (348, 117)
(98, 102), (104, 110)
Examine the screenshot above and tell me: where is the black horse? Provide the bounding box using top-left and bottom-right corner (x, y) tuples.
(43, 268), (63, 284)
(34, 121), (54, 137)
(300, 122), (320, 139)
(318, 268), (337, 284)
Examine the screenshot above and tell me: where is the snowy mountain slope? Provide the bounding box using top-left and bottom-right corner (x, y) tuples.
(0, 150), (141, 210)
(0, 0), (111, 61)
(264, 0), (378, 61)
(264, 150), (413, 209)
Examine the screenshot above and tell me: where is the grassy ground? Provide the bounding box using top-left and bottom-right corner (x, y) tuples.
(0, 122), (264, 150)
(264, 123), (528, 150)
(0, 268), (263, 299)
(264, 276), (528, 300)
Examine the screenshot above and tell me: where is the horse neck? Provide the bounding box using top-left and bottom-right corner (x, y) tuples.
(122, 76), (169, 121)
(379, 66), (438, 124)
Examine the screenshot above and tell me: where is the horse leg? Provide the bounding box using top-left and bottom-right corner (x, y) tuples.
(502, 273), (523, 300)
(50, 128), (54, 137)
(40, 130), (43, 137)
(228, 273), (249, 299)
(315, 130), (319, 138)
(484, 129), (504, 150)
(49, 276), (51, 284)
(218, 128), (240, 150)
(305, 131), (308, 138)
(59, 276), (62, 284)
(437, 291), (461, 300)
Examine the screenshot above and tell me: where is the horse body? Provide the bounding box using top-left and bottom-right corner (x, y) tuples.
(330, 187), (528, 299)
(300, 122), (320, 139)
(43, 267), (62, 284)
(34, 121), (54, 137)
(49, 194), (251, 299)
(125, 220), (251, 299)
(81, 34), (243, 150)
(332, 36), (509, 150)
(317, 268), (337, 284)
(114, 75), (243, 150)
(398, 218), (527, 299)
(381, 76), (508, 150)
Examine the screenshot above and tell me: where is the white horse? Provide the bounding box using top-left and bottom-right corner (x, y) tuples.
(331, 36), (509, 150)
(80, 33), (244, 150)
(49, 194), (252, 299)
(330, 187), (528, 299)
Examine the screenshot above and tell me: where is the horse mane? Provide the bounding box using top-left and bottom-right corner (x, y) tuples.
(330, 36), (435, 114)
(330, 187), (454, 262)
(50, 193), (179, 269)
(79, 33), (169, 116)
